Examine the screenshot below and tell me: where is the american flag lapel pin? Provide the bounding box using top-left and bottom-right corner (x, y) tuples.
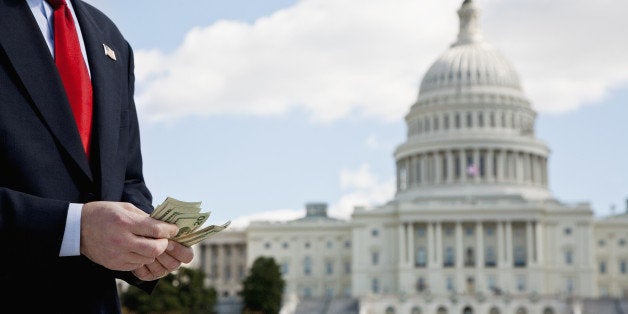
(103, 43), (116, 61)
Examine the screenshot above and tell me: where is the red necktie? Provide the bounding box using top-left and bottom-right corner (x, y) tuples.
(48, 0), (93, 157)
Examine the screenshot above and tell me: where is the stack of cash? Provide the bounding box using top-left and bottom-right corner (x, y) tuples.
(150, 196), (230, 247)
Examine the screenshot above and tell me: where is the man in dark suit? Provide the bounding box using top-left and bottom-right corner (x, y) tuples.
(0, 0), (194, 312)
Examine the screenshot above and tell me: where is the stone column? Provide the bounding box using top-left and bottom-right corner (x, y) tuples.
(526, 221), (534, 266)
(420, 154), (427, 185)
(505, 222), (513, 267)
(460, 150), (467, 182)
(456, 221), (463, 268)
(398, 222), (406, 267)
(474, 149), (481, 182)
(535, 221), (543, 264)
(436, 222), (443, 265)
(497, 150), (505, 182)
(407, 222), (414, 266)
(476, 221), (484, 268)
(427, 222), (435, 267)
(486, 149), (494, 182)
(446, 150), (454, 183)
(435, 152), (442, 184)
(497, 221), (504, 267)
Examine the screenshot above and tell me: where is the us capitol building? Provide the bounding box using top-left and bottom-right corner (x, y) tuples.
(193, 1), (628, 313)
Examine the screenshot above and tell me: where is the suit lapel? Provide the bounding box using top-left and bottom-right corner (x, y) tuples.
(0, 0), (92, 180)
(72, 0), (122, 193)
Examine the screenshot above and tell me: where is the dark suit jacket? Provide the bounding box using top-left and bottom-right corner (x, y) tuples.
(0, 0), (156, 312)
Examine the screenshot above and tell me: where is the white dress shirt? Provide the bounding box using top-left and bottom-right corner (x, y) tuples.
(27, 0), (91, 257)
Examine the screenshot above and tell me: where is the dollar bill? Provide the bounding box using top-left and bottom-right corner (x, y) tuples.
(151, 196), (229, 246)
(174, 221), (232, 247)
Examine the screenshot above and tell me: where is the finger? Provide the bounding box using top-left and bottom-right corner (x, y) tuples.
(132, 265), (152, 281)
(132, 216), (179, 239)
(128, 237), (170, 259)
(146, 260), (168, 279)
(156, 251), (181, 272)
(166, 240), (194, 264)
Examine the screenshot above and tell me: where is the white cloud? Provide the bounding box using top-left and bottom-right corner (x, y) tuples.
(229, 208), (304, 229)
(332, 163), (395, 218)
(229, 163), (395, 225)
(134, 0), (628, 121)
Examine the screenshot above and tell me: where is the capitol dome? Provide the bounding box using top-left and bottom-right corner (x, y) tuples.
(393, 0), (552, 202)
(418, 0), (522, 95)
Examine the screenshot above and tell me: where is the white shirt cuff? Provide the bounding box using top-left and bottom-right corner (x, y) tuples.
(59, 203), (83, 257)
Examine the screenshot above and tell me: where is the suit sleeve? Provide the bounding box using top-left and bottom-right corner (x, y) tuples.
(119, 42), (152, 214)
(114, 41), (159, 293)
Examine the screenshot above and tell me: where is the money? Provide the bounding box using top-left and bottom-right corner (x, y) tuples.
(150, 196), (230, 247)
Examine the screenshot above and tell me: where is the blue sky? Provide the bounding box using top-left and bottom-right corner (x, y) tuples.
(86, 0), (628, 227)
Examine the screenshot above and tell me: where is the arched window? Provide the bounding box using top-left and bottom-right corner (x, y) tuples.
(462, 306), (473, 314)
(444, 114), (450, 130)
(516, 307), (527, 314)
(437, 306), (448, 314)
(542, 307), (555, 314)
(465, 247), (475, 266)
(411, 306), (422, 314)
(385, 306), (395, 314)
(489, 307), (500, 314)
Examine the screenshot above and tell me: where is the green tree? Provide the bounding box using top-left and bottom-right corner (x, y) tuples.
(240, 256), (285, 314)
(121, 266), (217, 314)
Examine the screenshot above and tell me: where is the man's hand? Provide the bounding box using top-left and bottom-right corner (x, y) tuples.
(80, 201), (179, 271)
(131, 240), (194, 281)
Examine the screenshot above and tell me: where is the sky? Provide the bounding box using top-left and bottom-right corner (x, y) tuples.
(84, 0), (628, 229)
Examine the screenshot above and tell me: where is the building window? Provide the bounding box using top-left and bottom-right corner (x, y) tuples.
(446, 276), (455, 292)
(566, 277), (574, 294)
(600, 261), (607, 274)
(490, 112), (496, 127)
(281, 262), (289, 275)
(466, 112), (473, 127)
(411, 306), (422, 314)
(445, 227), (454, 236)
(326, 240), (333, 249)
(371, 278), (379, 293)
(598, 239), (605, 247)
(385, 306), (395, 314)
(344, 240), (351, 248)
(344, 261), (351, 274)
(445, 247), (455, 267)
(487, 275), (497, 290)
(485, 246), (496, 267)
(238, 265), (245, 279)
(303, 287), (312, 298)
(486, 227), (494, 236)
(225, 265), (231, 280)
(516, 275), (526, 292)
(417, 227), (426, 237)
(564, 249), (573, 265)
(282, 242), (289, 249)
(514, 246), (526, 267)
(303, 256), (312, 276)
(416, 247), (427, 267)
(371, 229), (379, 237)
(564, 227), (572, 235)
(264, 242), (271, 249)
(455, 113), (461, 129)
(305, 241), (311, 249)
(621, 260), (627, 274)
(465, 226), (474, 236)
(620, 239), (626, 247)
(372, 251), (380, 266)
(416, 277), (427, 292)
(478, 112), (484, 127)
(434, 116), (439, 130)
(325, 260), (334, 275)
(465, 247), (475, 266)
(444, 115), (450, 130)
